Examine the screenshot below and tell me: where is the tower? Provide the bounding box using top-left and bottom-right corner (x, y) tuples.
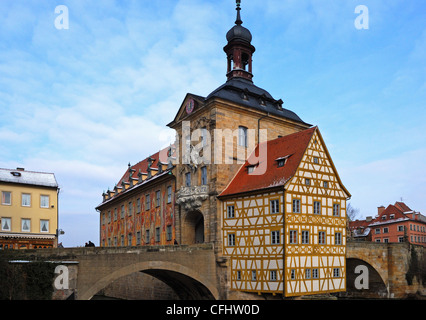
(224, 0), (256, 82)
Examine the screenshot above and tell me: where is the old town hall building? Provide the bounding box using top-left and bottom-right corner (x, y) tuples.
(96, 2), (350, 298)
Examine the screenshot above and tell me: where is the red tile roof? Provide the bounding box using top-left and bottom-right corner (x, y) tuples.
(394, 201), (412, 212)
(219, 127), (317, 197)
(115, 146), (175, 187)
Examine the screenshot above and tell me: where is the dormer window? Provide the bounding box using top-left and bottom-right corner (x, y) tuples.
(382, 215), (386, 220)
(390, 214), (395, 219)
(247, 165), (257, 174)
(276, 155), (291, 167)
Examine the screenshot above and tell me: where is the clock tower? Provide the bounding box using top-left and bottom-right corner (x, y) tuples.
(167, 0), (310, 250)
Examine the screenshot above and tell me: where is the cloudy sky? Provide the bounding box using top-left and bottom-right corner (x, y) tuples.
(1, 0), (425, 247)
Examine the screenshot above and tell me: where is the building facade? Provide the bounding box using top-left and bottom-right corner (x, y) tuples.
(0, 168), (59, 249)
(219, 127), (350, 297)
(96, 1), (350, 298)
(368, 203), (426, 246)
(96, 149), (176, 247)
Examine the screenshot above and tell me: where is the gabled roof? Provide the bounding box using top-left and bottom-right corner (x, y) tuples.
(368, 204), (408, 226)
(0, 168), (58, 188)
(394, 201), (412, 213)
(218, 127), (317, 198)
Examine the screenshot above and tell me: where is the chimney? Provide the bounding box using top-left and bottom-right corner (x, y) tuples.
(377, 206), (385, 215)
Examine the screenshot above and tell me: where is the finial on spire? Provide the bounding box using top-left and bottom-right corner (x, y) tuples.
(235, 0), (242, 25)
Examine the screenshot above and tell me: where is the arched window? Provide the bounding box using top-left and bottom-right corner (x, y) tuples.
(238, 126), (248, 147)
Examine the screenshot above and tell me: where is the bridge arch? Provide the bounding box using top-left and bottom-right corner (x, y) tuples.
(345, 258), (388, 299)
(80, 260), (219, 300)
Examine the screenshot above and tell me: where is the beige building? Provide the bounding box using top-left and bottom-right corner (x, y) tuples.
(0, 168), (59, 249)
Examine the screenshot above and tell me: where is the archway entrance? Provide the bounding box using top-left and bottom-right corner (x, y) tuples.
(182, 211), (205, 245)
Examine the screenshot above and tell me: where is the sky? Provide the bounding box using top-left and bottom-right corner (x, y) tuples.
(0, 0), (425, 247)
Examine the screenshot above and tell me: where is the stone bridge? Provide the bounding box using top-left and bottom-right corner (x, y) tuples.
(345, 242), (425, 299)
(2, 242), (424, 300)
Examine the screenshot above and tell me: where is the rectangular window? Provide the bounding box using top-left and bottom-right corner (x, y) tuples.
(375, 228), (380, 234)
(121, 235), (124, 246)
(333, 268), (340, 278)
(136, 198), (141, 213)
(228, 233), (236, 246)
(128, 201), (132, 216)
(271, 230), (280, 244)
(313, 157), (319, 164)
(290, 269), (296, 280)
(1, 191), (11, 205)
(323, 181), (328, 188)
(270, 270), (277, 281)
(146, 230), (150, 243)
(136, 231), (141, 245)
(292, 199), (300, 213)
(398, 236), (404, 243)
(236, 271), (241, 281)
(156, 190), (161, 207)
(167, 186), (172, 203)
(335, 232), (342, 245)
(1, 217), (11, 231)
(128, 233), (132, 246)
(314, 201), (321, 215)
(146, 194), (150, 210)
(21, 219), (31, 232)
(22, 193), (31, 207)
(227, 205), (235, 218)
(166, 225), (172, 241)
(305, 269), (311, 279)
(319, 231), (326, 245)
(40, 220), (49, 233)
(155, 227), (160, 242)
(201, 166), (207, 185)
(238, 126), (248, 147)
(312, 268), (319, 279)
(289, 230), (298, 244)
(185, 172), (191, 187)
(333, 203), (340, 216)
(305, 178), (310, 186)
(270, 199), (279, 214)
(120, 206), (123, 219)
(302, 231), (309, 244)
(383, 227), (389, 233)
(40, 195), (50, 208)
(397, 225), (404, 232)
(251, 270), (256, 281)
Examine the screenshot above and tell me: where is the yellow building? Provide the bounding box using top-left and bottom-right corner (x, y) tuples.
(0, 168), (59, 249)
(219, 127), (351, 297)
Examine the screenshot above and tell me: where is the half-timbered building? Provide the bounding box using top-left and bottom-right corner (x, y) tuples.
(219, 127), (351, 297)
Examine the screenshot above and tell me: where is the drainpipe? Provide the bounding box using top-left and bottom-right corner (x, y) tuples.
(257, 113), (270, 145)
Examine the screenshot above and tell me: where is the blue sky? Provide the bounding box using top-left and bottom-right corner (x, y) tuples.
(0, 0), (425, 247)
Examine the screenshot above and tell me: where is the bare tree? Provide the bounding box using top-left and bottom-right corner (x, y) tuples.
(347, 202), (360, 222)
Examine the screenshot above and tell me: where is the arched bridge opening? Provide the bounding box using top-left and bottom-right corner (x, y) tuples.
(342, 258), (388, 299)
(81, 260), (219, 300)
(142, 269), (215, 300)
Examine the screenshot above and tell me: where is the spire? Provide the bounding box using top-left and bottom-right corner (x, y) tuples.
(235, 0), (242, 26)
(224, 0), (255, 82)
